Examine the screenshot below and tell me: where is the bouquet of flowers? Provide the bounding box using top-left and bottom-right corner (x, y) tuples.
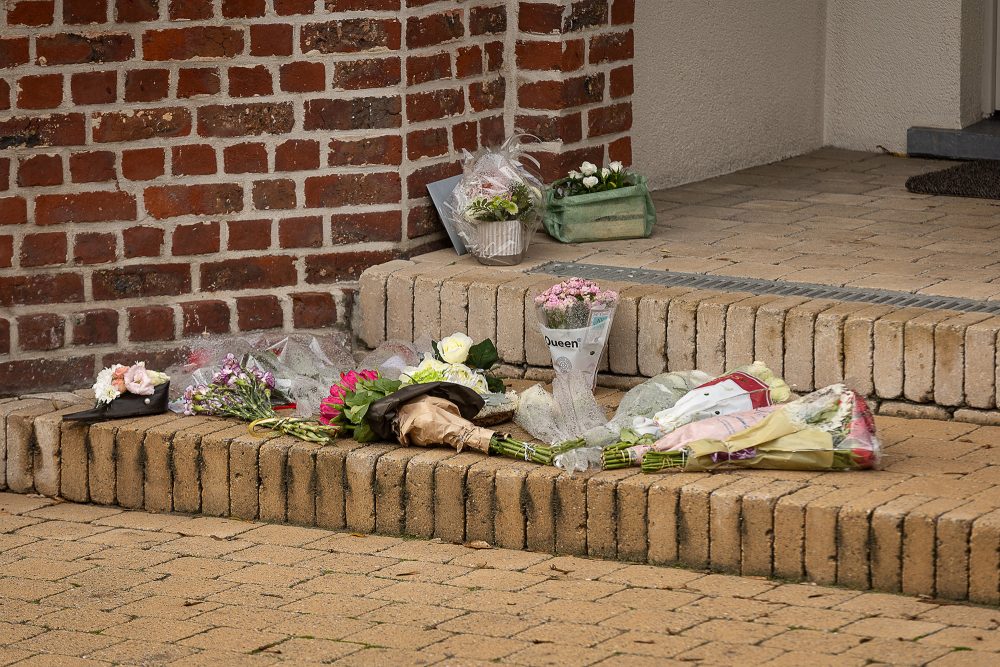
(466, 182), (534, 223)
(552, 161), (635, 198)
(400, 332), (504, 395)
(65, 362), (172, 424)
(535, 278), (619, 387)
(640, 384), (880, 473)
(181, 354), (338, 444)
(93, 362), (169, 404)
(605, 362), (790, 468)
(446, 135), (545, 266)
(319, 369), (401, 443)
(633, 362), (790, 437)
(543, 161), (656, 243)
(358, 381), (553, 464)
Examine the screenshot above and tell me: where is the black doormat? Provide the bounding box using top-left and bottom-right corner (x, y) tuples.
(905, 160), (1000, 200)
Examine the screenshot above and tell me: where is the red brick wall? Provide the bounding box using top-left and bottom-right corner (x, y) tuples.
(0, 0), (634, 394)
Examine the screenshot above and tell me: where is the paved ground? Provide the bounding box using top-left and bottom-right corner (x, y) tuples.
(416, 149), (1000, 299)
(1, 493), (998, 666)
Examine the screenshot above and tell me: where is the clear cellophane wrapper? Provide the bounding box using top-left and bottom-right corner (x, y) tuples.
(166, 332), (355, 417)
(445, 136), (544, 265)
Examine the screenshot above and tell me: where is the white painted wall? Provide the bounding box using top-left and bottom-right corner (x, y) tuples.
(633, 0), (827, 189)
(824, 0), (975, 152)
(633, 0), (993, 184)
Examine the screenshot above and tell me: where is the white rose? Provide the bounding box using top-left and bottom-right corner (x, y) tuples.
(445, 364), (489, 394)
(580, 161), (598, 176)
(582, 176), (599, 188)
(609, 161), (623, 172)
(438, 332), (474, 364)
(600, 168), (610, 178)
(568, 170), (581, 180)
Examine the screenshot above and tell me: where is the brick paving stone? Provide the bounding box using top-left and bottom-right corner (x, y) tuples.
(359, 601), (464, 627)
(13, 629), (122, 657)
(179, 626), (289, 653)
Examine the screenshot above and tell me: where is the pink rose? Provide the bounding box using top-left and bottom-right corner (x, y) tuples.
(124, 362), (155, 396)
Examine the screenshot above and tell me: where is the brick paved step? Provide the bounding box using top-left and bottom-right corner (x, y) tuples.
(2, 393), (998, 605)
(359, 256), (1000, 422)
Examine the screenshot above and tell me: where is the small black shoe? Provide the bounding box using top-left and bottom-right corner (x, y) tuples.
(63, 382), (171, 424)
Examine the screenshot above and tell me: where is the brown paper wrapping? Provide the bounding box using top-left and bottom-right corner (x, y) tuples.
(395, 395), (495, 453)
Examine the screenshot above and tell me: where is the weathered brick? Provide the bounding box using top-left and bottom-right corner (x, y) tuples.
(199, 425), (245, 516)
(706, 478), (761, 573)
(647, 473), (702, 565)
(666, 291), (703, 372)
(197, 102), (294, 137)
(741, 480), (804, 577)
(36, 33), (134, 65)
(374, 446), (425, 536)
(115, 413), (182, 510)
(935, 502), (993, 601)
(493, 462), (534, 550)
(31, 405), (85, 498)
(435, 452), (485, 543)
(873, 308), (925, 400)
(258, 436), (297, 522)
(413, 265), (472, 342)
(616, 473), (658, 562)
(902, 497), (967, 597)
(904, 311), (954, 403)
(843, 305), (895, 398)
(171, 419), (233, 514)
(143, 26), (244, 60)
(287, 441), (322, 526)
(870, 494), (930, 594)
(524, 465), (561, 553)
(964, 317), (1000, 409)
(934, 313), (990, 407)
(142, 417), (200, 513)
(837, 490), (904, 590)
(229, 432), (274, 520)
(772, 485), (836, 581)
(301, 18), (401, 53)
(695, 292), (750, 377)
(968, 508), (1000, 604)
(6, 400), (59, 493)
(586, 469), (637, 559)
(814, 302), (866, 389)
(783, 300), (836, 394)
(346, 444), (395, 533)
(405, 449), (458, 538)
(93, 107), (191, 143)
(358, 260), (413, 347)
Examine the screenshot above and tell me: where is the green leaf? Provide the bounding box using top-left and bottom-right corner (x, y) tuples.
(354, 421), (375, 443)
(466, 339), (499, 370)
(373, 378), (401, 395)
(431, 340), (442, 362)
(485, 373), (506, 393)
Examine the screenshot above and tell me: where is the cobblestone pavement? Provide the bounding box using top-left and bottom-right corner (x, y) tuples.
(1, 493), (998, 666)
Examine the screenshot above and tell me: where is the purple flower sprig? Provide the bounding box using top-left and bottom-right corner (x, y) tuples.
(182, 353), (337, 444)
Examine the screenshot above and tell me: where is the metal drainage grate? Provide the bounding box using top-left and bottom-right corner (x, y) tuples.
(530, 261), (1000, 315)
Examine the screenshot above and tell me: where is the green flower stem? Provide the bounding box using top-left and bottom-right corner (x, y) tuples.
(489, 436), (554, 465)
(250, 417), (339, 444)
(601, 448), (635, 470)
(550, 438), (587, 457)
(641, 451), (687, 473)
